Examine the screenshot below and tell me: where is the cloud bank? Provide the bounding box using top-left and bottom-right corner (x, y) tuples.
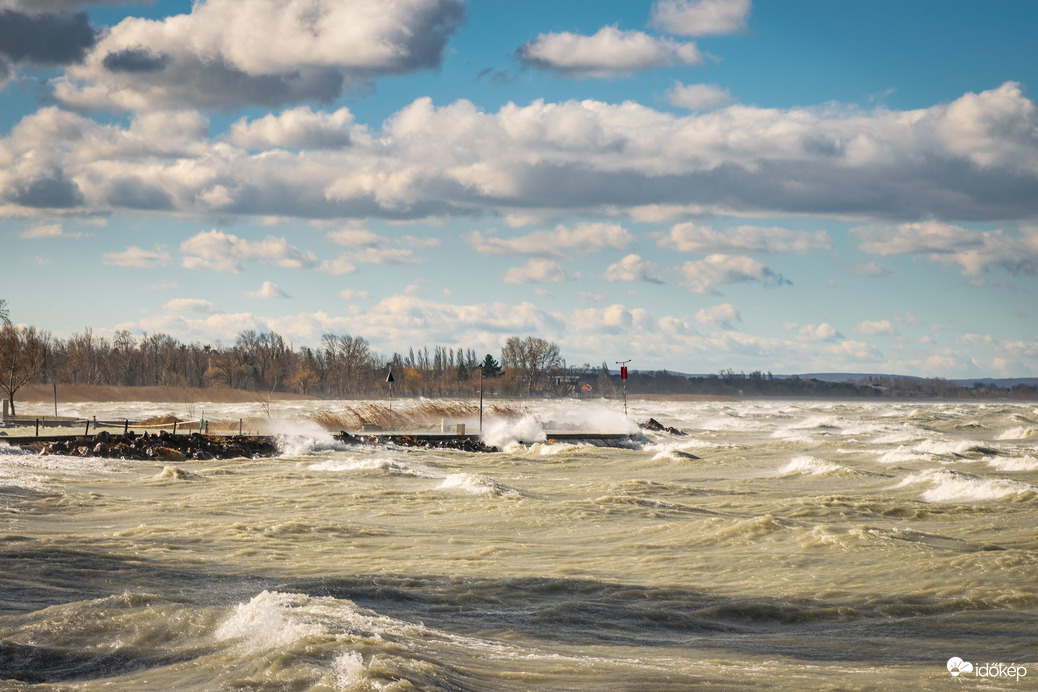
(4, 83), (1036, 223)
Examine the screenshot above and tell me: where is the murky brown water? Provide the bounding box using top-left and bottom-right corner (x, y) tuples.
(2, 399), (1036, 690)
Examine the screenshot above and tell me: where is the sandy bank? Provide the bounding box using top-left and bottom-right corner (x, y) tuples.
(17, 384), (313, 404)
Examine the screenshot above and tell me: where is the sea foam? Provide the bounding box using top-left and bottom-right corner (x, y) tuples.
(438, 472), (521, 497)
(482, 414), (546, 450)
(309, 456), (434, 477)
(895, 468), (1036, 503)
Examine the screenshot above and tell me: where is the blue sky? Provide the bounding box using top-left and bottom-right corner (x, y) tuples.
(2, 0), (1038, 377)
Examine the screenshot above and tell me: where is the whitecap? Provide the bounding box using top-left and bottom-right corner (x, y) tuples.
(894, 468), (1036, 502)
(913, 438), (999, 457)
(996, 426), (1037, 441)
(155, 465), (204, 481)
(308, 456), (434, 478)
(788, 415), (842, 430)
(875, 445), (933, 464)
(0, 442), (33, 458)
(646, 438), (717, 462)
(215, 590), (328, 653)
(332, 651), (368, 690)
(438, 472), (520, 497)
(778, 455), (851, 476)
(985, 455), (1038, 472)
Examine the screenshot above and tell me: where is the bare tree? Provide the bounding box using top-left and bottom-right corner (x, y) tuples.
(500, 336), (563, 397)
(0, 299), (10, 327)
(322, 333), (372, 397)
(0, 325), (48, 416)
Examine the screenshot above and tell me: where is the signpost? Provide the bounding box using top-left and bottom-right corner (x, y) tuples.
(616, 359), (630, 416)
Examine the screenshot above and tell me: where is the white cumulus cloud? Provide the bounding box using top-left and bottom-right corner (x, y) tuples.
(503, 259), (571, 284)
(180, 229), (317, 273)
(468, 222), (632, 258)
(679, 254), (788, 294)
(695, 303), (741, 329)
(3, 84), (1037, 224)
(851, 221), (1038, 278)
(856, 320), (898, 336)
(517, 25), (702, 78)
(667, 82), (732, 111)
(246, 280), (289, 299)
(227, 106), (356, 149)
(651, 0), (752, 36)
(792, 322), (842, 342)
(163, 298), (216, 313)
(102, 245), (172, 268)
(54, 0), (465, 110)
(658, 223), (831, 254)
(604, 254), (665, 283)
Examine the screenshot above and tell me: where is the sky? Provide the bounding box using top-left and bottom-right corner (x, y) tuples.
(2, 0), (1038, 378)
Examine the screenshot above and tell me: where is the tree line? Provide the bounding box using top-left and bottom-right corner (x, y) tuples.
(0, 316), (575, 414)
(2, 302), (1035, 415)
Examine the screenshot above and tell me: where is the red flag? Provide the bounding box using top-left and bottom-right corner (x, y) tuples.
(620, 366), (628, 380)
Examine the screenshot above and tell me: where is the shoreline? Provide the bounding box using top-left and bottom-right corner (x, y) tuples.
(14, 384), (740, 405)
(10, 384), (1031, 405)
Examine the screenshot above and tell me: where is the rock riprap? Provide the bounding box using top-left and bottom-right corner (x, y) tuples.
(22, 430), (278, 460)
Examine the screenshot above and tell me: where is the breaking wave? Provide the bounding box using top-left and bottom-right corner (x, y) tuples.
(894, 468), (1037, 503)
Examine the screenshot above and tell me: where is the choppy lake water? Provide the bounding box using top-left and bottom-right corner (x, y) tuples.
(2, 399), (1036, 690)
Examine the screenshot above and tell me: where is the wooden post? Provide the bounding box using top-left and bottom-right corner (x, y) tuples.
(53, 384), (58, 417)
(173, 419), (177, 434)
(35, 418), (39, 437)
(239, 419), (243, 435)
(85, 419), (90, 436)
(124, 419), (129, 434)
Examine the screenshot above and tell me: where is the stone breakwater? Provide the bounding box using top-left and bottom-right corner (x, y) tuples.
(335, 431), (499, 453)
(17, 430), (278, 460)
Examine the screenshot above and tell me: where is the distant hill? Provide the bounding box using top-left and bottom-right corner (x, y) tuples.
(794, 373), (1038, 388)
(623, 370), (1038, 389)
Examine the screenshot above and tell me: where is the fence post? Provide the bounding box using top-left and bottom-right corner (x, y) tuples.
(35, 418), (39, 437)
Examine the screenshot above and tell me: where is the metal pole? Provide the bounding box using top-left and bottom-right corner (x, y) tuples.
(479, 367), (484, 434)
(616, 359), (631, 416)
(53, 384), (57, 417)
